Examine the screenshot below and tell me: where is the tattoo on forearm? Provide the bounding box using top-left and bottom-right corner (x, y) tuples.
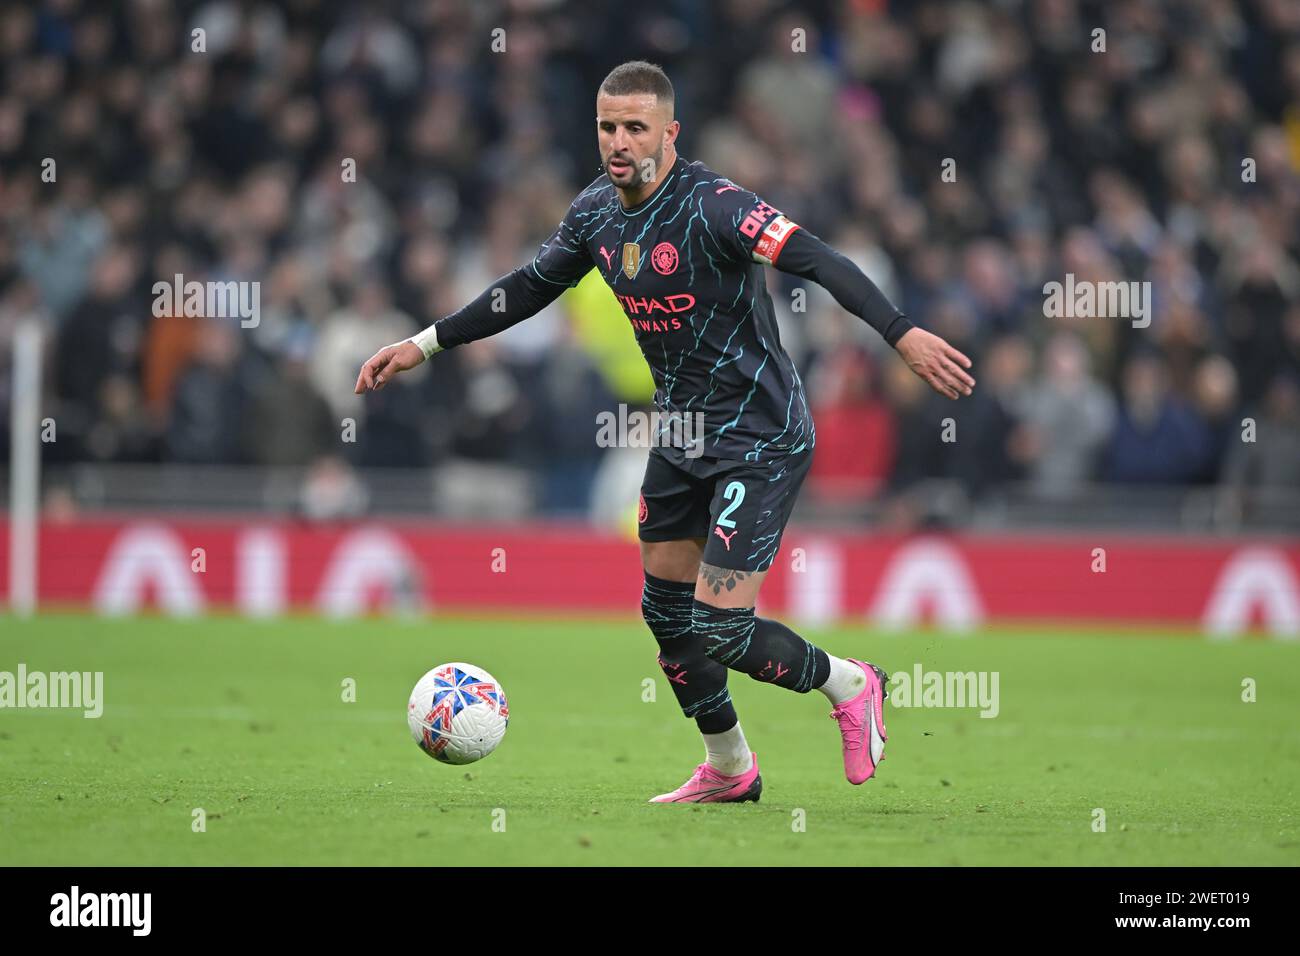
(699, 563), (748, 595)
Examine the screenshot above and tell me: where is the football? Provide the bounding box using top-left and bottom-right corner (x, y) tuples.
(407, 663), (509, 764)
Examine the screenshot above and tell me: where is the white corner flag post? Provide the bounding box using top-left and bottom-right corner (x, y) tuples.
(9, 317), (42, 616)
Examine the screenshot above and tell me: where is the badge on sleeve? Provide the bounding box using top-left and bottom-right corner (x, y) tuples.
(752, 215), (801, 266)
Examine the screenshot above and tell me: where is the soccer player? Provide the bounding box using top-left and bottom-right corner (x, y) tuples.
(355, 61), (975, 802)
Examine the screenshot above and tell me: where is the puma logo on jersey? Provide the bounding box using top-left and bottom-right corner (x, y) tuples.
(713, 526), (738, 550)
(598, 245), (615, 271)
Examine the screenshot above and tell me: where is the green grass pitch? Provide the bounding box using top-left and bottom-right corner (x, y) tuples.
(1, 612), (1297, 866)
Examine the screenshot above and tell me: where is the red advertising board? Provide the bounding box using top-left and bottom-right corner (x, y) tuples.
(2, 517), (1297, 637)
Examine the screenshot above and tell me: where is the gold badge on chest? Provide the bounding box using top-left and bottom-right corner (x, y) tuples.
(621, 242), (640, 279)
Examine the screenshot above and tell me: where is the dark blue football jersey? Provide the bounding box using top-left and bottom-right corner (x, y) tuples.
(529, 154), (813, 469)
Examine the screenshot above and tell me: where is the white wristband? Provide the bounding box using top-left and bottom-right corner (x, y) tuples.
(407, 324), (442, 359)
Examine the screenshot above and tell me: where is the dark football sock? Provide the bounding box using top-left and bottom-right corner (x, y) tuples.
(691, 600), (831, 693)
(642, 573), (738, 734)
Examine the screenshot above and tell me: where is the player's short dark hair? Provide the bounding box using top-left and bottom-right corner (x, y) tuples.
(598, 61), (674, 114)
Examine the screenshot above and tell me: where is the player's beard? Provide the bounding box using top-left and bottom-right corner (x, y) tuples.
(606, 143), (663, 189)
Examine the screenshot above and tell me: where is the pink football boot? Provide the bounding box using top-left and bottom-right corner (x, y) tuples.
(649, 753), (762, 803)
(829, 660), (888, 784)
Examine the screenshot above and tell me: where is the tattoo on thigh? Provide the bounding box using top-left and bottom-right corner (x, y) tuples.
(699, 563), (748, 595)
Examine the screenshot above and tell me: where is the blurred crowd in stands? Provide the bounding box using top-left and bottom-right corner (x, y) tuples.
(1, 0), (1298, 518)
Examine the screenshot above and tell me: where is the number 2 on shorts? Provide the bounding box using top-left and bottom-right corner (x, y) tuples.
(716, 480), (746, 529)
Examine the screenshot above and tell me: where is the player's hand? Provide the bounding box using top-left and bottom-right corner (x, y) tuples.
(354, 341), (425, 394)
(895, 328), (975, 400)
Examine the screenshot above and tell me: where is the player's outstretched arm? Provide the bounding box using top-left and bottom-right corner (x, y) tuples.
(772, 228), (974, 400)
(356, 199), (595, 394)
(353, 259), (582, 394)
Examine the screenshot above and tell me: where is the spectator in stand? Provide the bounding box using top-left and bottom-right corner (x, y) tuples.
(165, 319), (255, 464)
(807, 343), (894, 502)
(52, 245), (145, 448)
(15, 171), (108, 322)
(1103, 352), (1212, 485)
(246, 332), (336, 467)
(311, 275), (420, 425)
(447, 338), (531, 466)
(1020, 332), (1115, 497)
(84, 373), (158, 464)
(1221, 372), (1300, 490)
(516, 315), (619, 516)
(1189, 353), (1241, 484)
(1221, 237), (1300, 407)
(882, 351), (950, 494)
(950, 334), (1033, 499)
